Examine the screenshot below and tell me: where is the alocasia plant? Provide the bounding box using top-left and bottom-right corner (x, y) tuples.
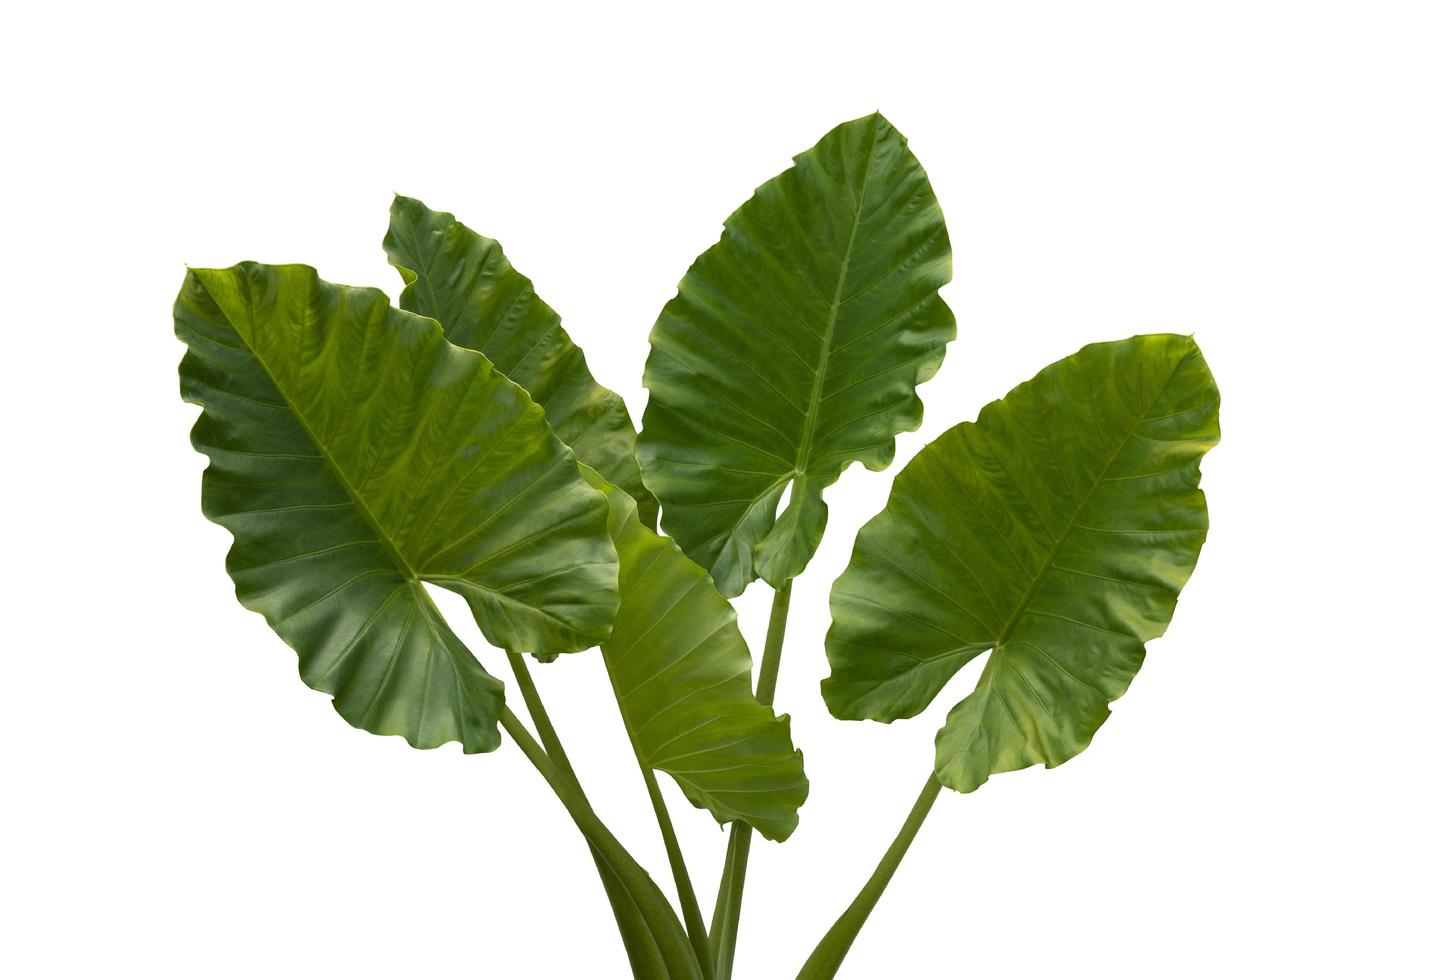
(176, 113), (1218, 978)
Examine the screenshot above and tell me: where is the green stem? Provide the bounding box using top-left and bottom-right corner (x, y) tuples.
(709, 823), (752, 978)
(641, 765), (713, 975)
(500, 705), (703, 980)
(504, 651), (579, 775)
(504, 651), (668, 975)
(708, 580), (793, 979)
(592, 626), (716, 976)
(796, 775), (944, 979)
(754, 580), (793, 705)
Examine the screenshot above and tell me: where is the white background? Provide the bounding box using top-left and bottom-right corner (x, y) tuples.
(3, 2), (1445, 977)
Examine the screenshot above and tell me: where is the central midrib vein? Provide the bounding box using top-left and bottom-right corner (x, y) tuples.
(205, 271), (423, 584)
(791, 118), (879, 487)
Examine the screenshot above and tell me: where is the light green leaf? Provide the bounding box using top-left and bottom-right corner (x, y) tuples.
(176, 263), (618, 751)
(822, 334), (1219, 792)
(586, 469), (808, 841)
(638, 113), (955, 597)
(385, 195), (659, 529)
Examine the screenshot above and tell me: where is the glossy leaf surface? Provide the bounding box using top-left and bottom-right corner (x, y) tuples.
(176, 263), (618, 751)
(385, 195), (658, 528)
(638, 113), (954, 596)
(589, 470), (808, 841)
(823, 335), (1218, 792)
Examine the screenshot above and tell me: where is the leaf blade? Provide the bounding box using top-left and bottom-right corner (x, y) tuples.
(177, 263), (619, 751)
(385, 195), (659, 528)
(587, 471), (808, 841)
(822, 334), (1219, 791)
(638, 113), (955, 596)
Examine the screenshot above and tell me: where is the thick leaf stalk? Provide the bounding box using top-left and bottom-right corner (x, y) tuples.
(796, 776), (942, 979)
(500, 709), (703, 980)
(505, 652), (679, 978)
(708, 582), (793, 979)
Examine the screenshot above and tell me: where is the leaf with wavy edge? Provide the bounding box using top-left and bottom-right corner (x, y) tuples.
(385, 195), (659, 529)
(585, 469), (807, 841)
(638, 112), (954, 597)
(176, 263), (618, 751)
(822, 334), (1218, 792)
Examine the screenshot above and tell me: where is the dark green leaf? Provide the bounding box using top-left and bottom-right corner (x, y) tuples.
(385, 195), (659, 528)
(638, 113), (954, 597)
(176, 263), (618, 751)
(822, 334), (1219, 792)
(586, 469), (808, 841)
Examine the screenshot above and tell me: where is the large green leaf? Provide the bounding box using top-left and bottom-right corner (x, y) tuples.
(385, 195), (659, 529)
(638, 113), (954, 597)
(823, 334), (1219, 792)
(587, 469), (808, 841)
(176, 263), (618, 751)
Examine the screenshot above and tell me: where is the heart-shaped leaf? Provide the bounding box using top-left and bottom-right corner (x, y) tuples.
(385, 195), (659, 529)
(638, 113), (954, 597)
(588, 469), (808, 841)
(822, 334), (1219, 792)
(176, 263), (618, 751)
